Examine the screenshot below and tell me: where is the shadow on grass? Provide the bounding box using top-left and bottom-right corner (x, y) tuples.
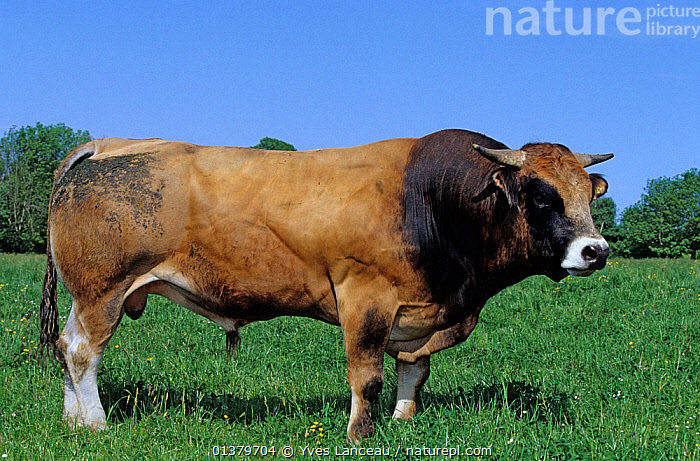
(422, 381), (572, 424)
(99, 376), (571, 426)
(98, 377), (351, 425)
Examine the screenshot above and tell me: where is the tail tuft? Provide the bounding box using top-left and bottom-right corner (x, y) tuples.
(38, 252), (61, 365)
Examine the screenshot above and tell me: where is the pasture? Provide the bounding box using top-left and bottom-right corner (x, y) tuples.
(0, 254), (698, 459)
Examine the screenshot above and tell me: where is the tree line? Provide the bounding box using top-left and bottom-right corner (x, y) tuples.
(591, 169), (700, 258)
(0, 123), (697, 258)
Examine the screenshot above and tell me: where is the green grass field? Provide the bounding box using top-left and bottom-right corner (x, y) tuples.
(0, 254), (698, 459)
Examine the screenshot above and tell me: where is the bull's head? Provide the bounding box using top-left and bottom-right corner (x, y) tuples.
(474, 143), (613, 278)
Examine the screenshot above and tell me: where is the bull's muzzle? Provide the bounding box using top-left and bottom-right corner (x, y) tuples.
(561, 237), (610, 276)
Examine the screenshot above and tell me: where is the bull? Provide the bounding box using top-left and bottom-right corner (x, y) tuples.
(39, 129), (612, 441)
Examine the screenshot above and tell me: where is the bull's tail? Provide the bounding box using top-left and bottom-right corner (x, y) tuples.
(39, 244), (60, 364)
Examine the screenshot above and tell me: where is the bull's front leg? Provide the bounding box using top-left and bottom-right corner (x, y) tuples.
(341, 307), (394, 442)
(344, 341), (385, 442)
(336, 276), (399, 443)
(392, 355), (430, 420)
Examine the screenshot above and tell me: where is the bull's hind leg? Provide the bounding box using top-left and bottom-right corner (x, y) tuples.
(392, 356), (430, 420)
(57, 293), (124, 430)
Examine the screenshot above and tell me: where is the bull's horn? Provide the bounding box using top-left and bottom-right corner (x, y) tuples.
(473, 144), (526, 169)
(572, 152), (614, 167)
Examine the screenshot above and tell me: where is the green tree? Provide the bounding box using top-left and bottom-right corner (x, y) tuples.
(591, 197), (617, 233)
(0, 123), (91, 253)
(619, 169), (700, 258)
(590, 197), (626, 256)
(251, 137), (296, 151)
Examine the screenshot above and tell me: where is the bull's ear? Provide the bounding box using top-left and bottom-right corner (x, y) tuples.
(491, 168), (520, 208)
(590, 173), (608, 200)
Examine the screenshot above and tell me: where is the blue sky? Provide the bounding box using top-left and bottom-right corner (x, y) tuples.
(1, 1), (698, 212)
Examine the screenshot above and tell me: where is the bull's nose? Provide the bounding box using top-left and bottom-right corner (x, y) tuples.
(582, 243), (609, 269)
(562, 237), (610, 275)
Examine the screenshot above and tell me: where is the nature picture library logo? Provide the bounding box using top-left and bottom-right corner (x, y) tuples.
(485, 1), (700, 38)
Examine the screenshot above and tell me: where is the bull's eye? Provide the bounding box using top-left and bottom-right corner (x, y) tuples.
(533, 193), (550, 209)
(528, 179), (565, 214)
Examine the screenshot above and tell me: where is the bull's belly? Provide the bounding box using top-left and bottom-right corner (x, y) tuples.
(122, 261), (340, 328)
